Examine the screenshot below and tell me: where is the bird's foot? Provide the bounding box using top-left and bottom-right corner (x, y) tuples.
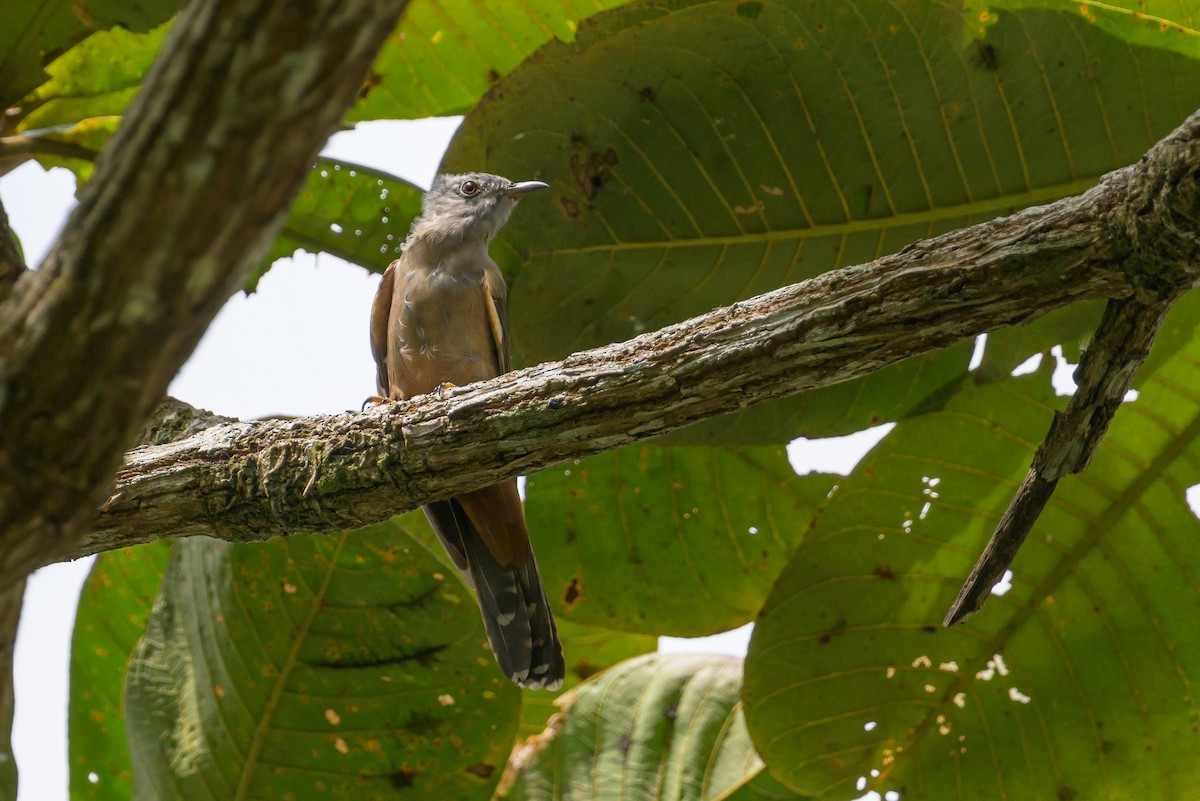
(434, 382), (458, 399)
(361, 395), (389, 411)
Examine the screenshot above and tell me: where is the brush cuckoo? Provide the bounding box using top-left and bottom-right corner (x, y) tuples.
(370, 172), (564, 690)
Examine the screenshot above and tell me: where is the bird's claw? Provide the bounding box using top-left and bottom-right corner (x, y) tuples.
(361, 395), (388, 411)
(434, 382), (458, 399)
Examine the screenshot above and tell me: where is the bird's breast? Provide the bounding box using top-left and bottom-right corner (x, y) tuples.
(387, 267), (499, 398)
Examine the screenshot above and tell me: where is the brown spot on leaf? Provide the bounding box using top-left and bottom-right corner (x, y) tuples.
(639, 86), (655, 102)
(974, 42), (999, 71)
(465, 762), (495, 779)
(818, 620), (846, 645)
(72, 2), (94, 26)
(569, 147), (619, 200)
(359, 70), (383, 99)
(573, 658), (599, 681)
(561, 196), (580, 217)
(874, 565), (895, 580)
(390, 769), (416, 789)
(563, 577), (581, 605)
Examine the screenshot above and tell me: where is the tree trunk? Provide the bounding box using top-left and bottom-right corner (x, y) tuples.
(0, 0), (410, 588)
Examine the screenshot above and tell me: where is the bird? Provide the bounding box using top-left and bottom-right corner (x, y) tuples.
(369, 172), (564, 690)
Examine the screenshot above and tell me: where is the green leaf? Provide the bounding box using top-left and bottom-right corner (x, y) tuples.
(6, 22), (167, 182)
(70, 542), (171, 801)
(371, 511), (656, 739)
(660, 343), (972, 444)
(247, 158), (423, 290)
(526, 445), (836, 636)
(517, 618), (657, 739)
(17, 115), (121, 183)
(743, 297), (1200, 798)
(6, 1), (636, 182)
(0, 0), (179, 108)
(503, 652), (810, 801)
(445, 0), (1200, 441)
(977, 301), (1104, 382)
(18, 23), (168, 130)
(976, 0), (1200, 60)
(349, 0), (634, 122)
(125, 520), (521, 800)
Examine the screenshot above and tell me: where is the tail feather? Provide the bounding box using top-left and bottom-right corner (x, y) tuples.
(423, 499), (564, 689)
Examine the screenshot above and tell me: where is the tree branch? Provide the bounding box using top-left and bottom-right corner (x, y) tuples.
(944, 106), (1200, 623)
(0, 0), (410, 588)
(0, 134), (98, 178)
(76, 108), (1200, 563)
(945, 294), (1178, 624)
(0, 578), (22, 800)
(0, 197), (24, 303)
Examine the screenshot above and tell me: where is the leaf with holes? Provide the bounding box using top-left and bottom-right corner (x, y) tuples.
(70, 542), (171, 801)
(247, 158), (423, 290)
(525, 444), (837, 637)
(125, 520), (520, 801)
(502, 652), (812, 801)
(744, 294), (1200, 799)
(976, 301), (1103, 383)
(448, 0), (1200, 441)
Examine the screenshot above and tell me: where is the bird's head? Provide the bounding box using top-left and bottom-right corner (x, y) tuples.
(408, 172), (548, 247)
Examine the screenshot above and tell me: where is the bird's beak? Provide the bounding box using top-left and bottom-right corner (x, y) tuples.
(508, 180), (550, 199)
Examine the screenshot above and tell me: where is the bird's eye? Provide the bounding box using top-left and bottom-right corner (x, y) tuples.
(460, 180), (479, 196)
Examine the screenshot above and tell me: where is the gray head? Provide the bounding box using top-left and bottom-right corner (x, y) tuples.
(408, 172), (548, 246)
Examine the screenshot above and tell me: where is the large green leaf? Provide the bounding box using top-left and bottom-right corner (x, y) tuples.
(350, 0), (633, 122)
(445, 0), (1200, 441)
(517, 618), (657, 739)
(125, 520), (521, 801)
(743, 295), (1200, 798)
(247, 158), (424, 290)
(0, 0), (179, 107)
(7, 1), (636, 185)
(70, 542), (171, 801)
(17, 23), (168, 129)
(978, 0), (1200, 59)
(659, 343), (971, 444)
(976, 301), (1103, 382)
(526, 445), (836, 637)
(502, 653), (810, 801)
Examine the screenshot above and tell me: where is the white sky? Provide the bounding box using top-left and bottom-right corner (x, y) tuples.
(0, 118), (887, 801)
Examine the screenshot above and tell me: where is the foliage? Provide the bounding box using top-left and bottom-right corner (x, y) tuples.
(745, 294), (1200, 799)
(502, 653), (809, 801)
(3, 0), (1200, 799)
